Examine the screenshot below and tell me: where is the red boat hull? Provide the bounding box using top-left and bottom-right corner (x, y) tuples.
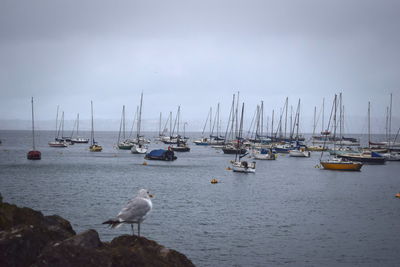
(27, 150), (41, 160)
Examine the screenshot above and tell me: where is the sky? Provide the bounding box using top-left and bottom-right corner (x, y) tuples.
(1, 0), (399, 134)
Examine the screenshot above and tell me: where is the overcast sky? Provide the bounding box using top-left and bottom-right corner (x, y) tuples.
(1, 0), (399, 133)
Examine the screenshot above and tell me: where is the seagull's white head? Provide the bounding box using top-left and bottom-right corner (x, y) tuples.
(138, 189), (153, 199)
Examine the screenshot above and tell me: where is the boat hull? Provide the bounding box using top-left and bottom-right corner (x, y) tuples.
(90, 145), (103, 152)
(289, 150), (310, 157)
(48, 141), (67, 147)
(222, 148), (247, 154)
(171, 146), (190, 152)
(233, 167), (256, 173)
(320, 161), (363, 171)
(131, 145), (148, 154)
(337, 155), (386, 164)
(27, 150), (41, 160)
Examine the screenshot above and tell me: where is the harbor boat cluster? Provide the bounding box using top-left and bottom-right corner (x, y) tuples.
(22, 93), (400, 173)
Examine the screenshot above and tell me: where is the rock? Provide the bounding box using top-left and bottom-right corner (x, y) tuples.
(0, 199), (194, 267)
(60, 229), (102, 249)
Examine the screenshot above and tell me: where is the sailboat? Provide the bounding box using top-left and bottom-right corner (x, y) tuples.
(89, 101), (102, 152)
(27, 97), (41, 160)
(338, 101), (385, 164)
(222, 94), (248, 154)
(170, 106), (190, 152)
(320, 94), (363, 171)
(289, 99), (311, 158)
(231, 103), (256, 173)
(117, 105), (134, 150)
(131, 93), (148, 154)
(71, 113), (89, 143)
(194, 107), (213, 145)
(48, 105), (67, 147)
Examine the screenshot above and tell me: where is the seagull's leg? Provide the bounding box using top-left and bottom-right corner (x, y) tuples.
(138, 223), (141, 237)
(131, 224), (134, 235)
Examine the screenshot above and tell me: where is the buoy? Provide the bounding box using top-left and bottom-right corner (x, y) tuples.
(226, 167), (232, 171)
(395, 193), (400, 198)
(143, 161), (148, 166)
(211, 178), (218, 184)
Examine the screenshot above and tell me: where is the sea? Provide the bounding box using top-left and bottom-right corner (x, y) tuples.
(1, 130), (400, 267)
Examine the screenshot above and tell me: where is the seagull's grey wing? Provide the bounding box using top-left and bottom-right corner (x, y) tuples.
(117, 197), (151, 223)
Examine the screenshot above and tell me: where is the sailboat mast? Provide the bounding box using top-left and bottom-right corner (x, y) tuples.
(209, 107), (212, 137)
(122, 105), (126, 140)
(271, 109), (274, 138)
(261, 101), (264, 137)
(159, 112), (162, 136)
(296, 99), (300, 140)
(389, 93), (392, 148)
(339, 93), (342, 146)
(117, 107), (123, 144)
(31, 97), (36, 150)
(313, 106), (316, 137)
(385, 107), (389, 142)
(235, 91), (240, 139)
(177, 106), (181, 137)
(322, 97), (325, 133)
(61, 112), (64, 138)
(333, 95), (337, 150)
(284, 97), (288, 139)
(77, 113), (80, 136)
(368, 101), (371, 148)
(290, 105), (293, 140)
(235, 102), (245, 162)
(217, 103), (220, 138)
(255, 105), (260, 140)
(91, 101), (94, 146)
(137, 93), (143, 138)
(55, 105), (59, 139)
(224, 94), (235, 142)
(169, 111), (172, 138)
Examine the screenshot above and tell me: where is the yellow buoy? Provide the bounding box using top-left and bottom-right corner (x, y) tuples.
(143, 161), (148, 166)
(211, 178), (218, 184)
(395, 193), (400, 198)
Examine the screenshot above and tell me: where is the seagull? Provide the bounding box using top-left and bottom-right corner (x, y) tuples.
(103, 189), (153, 237)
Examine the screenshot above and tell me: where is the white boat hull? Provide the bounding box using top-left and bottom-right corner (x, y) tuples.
(131, 144), (148, 154)
(289, 150), (310, 157)
(231, 161), (256, 173)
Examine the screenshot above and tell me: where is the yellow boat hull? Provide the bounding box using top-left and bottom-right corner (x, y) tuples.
(321, 161), (362, 171)
(90, 145), (103, 152)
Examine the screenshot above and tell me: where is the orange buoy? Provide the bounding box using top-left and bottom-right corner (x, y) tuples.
(211, 178), (218, 184)
(395, 193), (400, 198)
(143, 161), (148, 166)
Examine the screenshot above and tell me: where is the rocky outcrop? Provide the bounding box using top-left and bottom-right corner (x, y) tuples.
(0, 198), (194, 267)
